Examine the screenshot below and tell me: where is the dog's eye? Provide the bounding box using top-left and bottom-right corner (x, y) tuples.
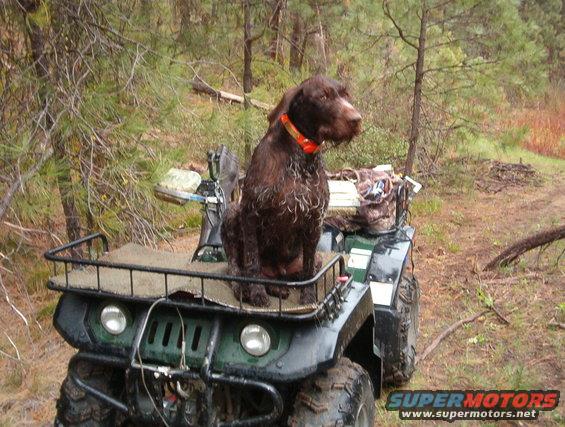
(320, 94), (327, 101)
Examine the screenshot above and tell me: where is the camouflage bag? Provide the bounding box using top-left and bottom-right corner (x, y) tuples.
(325, 168), (401, 233)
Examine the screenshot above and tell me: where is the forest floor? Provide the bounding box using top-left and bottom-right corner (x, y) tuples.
(0, 152), (563, 426)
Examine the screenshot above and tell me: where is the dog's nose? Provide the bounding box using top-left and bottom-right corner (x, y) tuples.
(349, 110), (362, 123)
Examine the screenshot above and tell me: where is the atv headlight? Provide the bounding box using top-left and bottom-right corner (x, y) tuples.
(240, 324), (271, 357)
(100, 304), (127, 335)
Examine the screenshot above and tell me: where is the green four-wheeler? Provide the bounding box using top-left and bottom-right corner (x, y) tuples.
(46, 146), (421, 426)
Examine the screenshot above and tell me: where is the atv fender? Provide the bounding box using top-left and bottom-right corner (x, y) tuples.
(365, 226), (418, 385)
(364, 226), (414, 288)
(222, 281), (374, 382)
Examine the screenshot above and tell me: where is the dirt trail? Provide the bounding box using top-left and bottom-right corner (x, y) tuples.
(415, 174), (563, 308)
(0, 170), (563, 426)
(382, 172), (564, 424)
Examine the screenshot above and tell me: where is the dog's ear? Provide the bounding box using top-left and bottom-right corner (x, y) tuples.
(268, 86), (299, 127)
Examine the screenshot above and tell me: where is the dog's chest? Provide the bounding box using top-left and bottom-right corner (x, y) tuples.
(247, 154), (329, 226)
(275, 161), (329, 222)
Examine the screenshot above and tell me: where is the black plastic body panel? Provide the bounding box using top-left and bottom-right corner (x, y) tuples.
(54, 293), (93, 348)
(317, 225), (345, 253)
(364, 226), (414, 287)
(373, 305), (403, 365)
(365, 226), (415, 368)
(224, 281), (373, 382)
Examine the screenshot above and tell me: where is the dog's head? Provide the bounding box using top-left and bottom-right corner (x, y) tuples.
(275, 76), (361, 145)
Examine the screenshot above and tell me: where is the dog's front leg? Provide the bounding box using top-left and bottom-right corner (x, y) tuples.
(240, 208), (270, 307)
(299, 226), (320, 304)
(241, 208), (261, 275)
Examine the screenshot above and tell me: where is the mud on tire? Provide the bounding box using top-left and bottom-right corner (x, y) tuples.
(288, 357), (374, 427)
(55, 360), (122, 427)
(383, 274), (419, 386)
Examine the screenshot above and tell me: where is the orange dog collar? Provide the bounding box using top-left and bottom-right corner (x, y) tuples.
(280, 113), (320, 154)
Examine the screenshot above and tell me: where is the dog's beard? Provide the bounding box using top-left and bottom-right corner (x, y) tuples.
(318, 138), (353, 153)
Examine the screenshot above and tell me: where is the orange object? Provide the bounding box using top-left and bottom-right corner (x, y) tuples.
(280, 113), (320, 154)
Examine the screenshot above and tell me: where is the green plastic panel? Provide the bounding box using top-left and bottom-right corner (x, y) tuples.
(88, 304), (292, 369)
(344, 234), (378, 283)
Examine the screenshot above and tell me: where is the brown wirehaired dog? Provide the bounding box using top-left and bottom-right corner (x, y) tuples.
(221, 76), (361, 306)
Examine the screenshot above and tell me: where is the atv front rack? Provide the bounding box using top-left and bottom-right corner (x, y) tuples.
(45, 233), (351, 321)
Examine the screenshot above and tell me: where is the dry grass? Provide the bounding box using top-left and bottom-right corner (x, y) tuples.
(503, 94), (565, 159)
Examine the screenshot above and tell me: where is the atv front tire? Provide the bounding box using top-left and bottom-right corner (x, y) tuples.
(382, 274), (419, 386)
(55, 360), (122, 427)
(288, 357), (374, 427)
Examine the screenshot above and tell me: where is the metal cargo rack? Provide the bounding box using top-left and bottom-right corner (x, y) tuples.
(45, 233), (352, 321)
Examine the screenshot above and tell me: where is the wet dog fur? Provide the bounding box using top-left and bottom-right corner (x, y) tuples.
(221, 76), (361, 307)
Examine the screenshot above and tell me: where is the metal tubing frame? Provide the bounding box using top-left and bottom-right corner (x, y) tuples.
(71, 316), (284, 427)
(45, 233), (350, 321)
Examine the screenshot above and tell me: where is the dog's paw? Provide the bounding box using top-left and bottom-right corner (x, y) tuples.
(266, 284), (290, 299)
(231, 283), (270, 307)
(231, 282), (244, 301)
(299, 286), (317, 305)
(315, 253), (322, 271)
(248, 284), (270, 307)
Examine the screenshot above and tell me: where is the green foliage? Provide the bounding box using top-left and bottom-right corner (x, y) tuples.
(447, 241), (461, 253)
(25, 262), (51, 295)
(36, 299), (58, 321)
(499, 126), (529, 151)
(421, 223), (447, 243)
(411, 196), (443, 216)
(459, 136), (565, 173)
(476, 287), (494, 309)
(467, 334), (486, 345)
(520, 0), (564, 83)
(0, 0), (559, 250)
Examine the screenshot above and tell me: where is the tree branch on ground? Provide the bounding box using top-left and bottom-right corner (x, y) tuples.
(548, 320), (565, 330)
(416, 309), (490, 365)
(189, 78), (272, 110)
(484, 225), (565, 270)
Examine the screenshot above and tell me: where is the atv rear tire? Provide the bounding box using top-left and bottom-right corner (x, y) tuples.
(382, 274), (419, 386)
(55, 360), (122, 427)
(288, 357), (374, 427)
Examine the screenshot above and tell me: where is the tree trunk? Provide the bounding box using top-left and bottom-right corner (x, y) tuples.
(243, 0), (253, 96)
(267, 0), (284, 62)
(140, 0), (152, 23)
(289, 12), (303, 71)
(242, 0), (253, 163)
(313, 4), (327, 73)
(404, 2), (428, 176)
(24, 4), (83, 251)
(177, 0), (193, 35)
(298, 30), (309, 70)
(313, 32), (327, 73)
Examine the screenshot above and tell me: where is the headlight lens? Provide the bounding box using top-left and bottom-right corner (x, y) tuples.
(100, 304), (127, 335)
(240, 324), (271, 357)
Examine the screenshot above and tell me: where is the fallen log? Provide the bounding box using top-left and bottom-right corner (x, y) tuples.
(484, 224), (565, 270)
(189, 79), (272, 111)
